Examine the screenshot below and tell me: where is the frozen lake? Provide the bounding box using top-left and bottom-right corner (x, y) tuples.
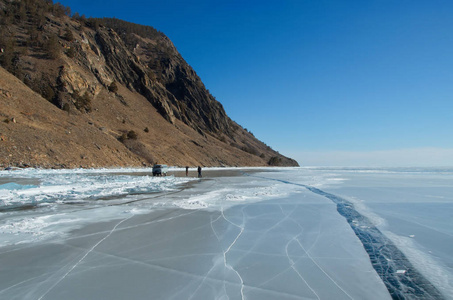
(0, 167), (451, 299)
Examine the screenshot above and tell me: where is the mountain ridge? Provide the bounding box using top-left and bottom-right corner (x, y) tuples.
(0, 0), (299, 168)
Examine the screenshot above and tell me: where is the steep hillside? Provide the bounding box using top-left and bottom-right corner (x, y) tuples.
(0, 0), (298, 168)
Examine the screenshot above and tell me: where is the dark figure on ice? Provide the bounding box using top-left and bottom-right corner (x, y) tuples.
(197, 166), (202, 178)
(185, 166), (189, 176)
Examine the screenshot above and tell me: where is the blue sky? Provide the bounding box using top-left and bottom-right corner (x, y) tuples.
(58, 0), (453, 166)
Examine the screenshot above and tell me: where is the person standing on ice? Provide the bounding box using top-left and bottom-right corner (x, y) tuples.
(197, 166), (202, 178)
(185, 166), (189, 176)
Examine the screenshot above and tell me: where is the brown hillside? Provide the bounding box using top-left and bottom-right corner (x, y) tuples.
(0, 0), (298, 168)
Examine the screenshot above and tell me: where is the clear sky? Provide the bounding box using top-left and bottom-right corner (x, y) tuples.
(58, 0), (453, 167)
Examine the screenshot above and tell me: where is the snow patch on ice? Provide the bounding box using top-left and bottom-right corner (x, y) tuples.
(175, 200), (209, 210)
(0, 205), (153, 247)
(0, 214), (80, 246)
(174, 183), (295, 211)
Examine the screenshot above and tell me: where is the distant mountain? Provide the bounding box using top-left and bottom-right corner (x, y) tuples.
(0, 0), (298, 168)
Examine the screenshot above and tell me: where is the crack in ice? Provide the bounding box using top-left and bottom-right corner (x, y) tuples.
(249, 173), (445, 300)
(37, 215), (134, 300)
(221, 206), (245, 300)
(285, 235), (321, 300)
(293, 237), (354, 299)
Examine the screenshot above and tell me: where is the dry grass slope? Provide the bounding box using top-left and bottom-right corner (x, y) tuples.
(0, 67), (297, 168)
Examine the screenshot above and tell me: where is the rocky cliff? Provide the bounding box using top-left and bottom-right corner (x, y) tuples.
(0, 0), (298, 168)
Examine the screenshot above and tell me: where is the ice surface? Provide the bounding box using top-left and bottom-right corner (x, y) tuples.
(0, 167), (451, 299)
(264, 167), (453, 299)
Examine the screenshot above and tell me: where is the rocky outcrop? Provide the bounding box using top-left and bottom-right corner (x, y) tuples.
(92, 29), (177, 123)
(90, 24), (230, 134)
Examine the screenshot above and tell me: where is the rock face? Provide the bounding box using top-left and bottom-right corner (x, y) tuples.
(89, 20), (230, 134)
(0, 1), (299, 168)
